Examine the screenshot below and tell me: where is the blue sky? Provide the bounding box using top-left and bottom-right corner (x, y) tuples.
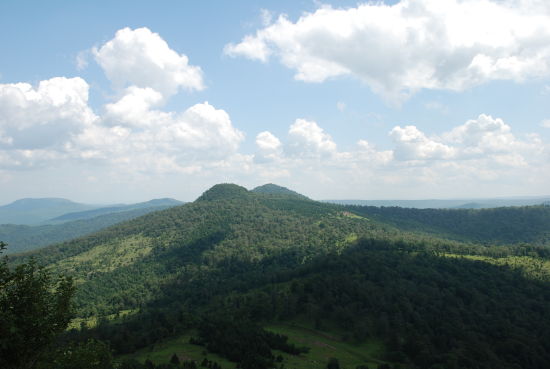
(0, 0), (549, 203)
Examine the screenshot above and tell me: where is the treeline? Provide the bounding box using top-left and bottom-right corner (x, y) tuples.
(190, 316), (308, 369)
(347, 204), (550, 246)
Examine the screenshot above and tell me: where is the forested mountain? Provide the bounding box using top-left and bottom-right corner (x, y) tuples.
(251, 183), (308, 198)
(7, 184), (550, 369)
(0, 198), (98, 224)
(348, 204), (550, 245)
(1, 204), (182, 254)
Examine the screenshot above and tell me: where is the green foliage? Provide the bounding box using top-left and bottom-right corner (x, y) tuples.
(11, 184), (550, 369)
(0, 205), (178, 255)
(191, 316), (308, 369)
(327, 357), (340, 369)
(36, 339), (114, 369)
(349, 204), (550, 245)
(251, 183), (308, 199)
(196, 183), (249, 202)
(0, 241), (75, 369)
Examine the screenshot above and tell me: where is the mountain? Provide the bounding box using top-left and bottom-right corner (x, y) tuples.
(48, 198), (183, 223)
(0, 198), (98, 225)
(251, 183), (308, 198)
(348, 204), (550, 245)
(1, 205), (183, 255)
(10, 183), (550, 369)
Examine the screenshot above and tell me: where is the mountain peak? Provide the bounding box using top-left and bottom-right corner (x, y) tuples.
(251, 183), (307, 199)
(196, 183), (249, 202)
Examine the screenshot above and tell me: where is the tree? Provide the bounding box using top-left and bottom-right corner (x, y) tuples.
(0, 241), (75, 369)
(170, 353), (181, 365)
(36, 339), (114, 369)
(327, 358), (340, 369)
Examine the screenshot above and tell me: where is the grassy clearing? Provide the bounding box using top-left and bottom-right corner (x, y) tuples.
(266, 323), (386, 369)
(116, 323), (388, 369)
(117, 333), (236, 368)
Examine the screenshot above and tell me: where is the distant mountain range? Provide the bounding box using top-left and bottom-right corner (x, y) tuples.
(0, 198), (183, 254)
(48, 198), (182, 223)
(0, 198), (98, 225)
(0, 197), (182, 225)
(324, 196), (550, 209)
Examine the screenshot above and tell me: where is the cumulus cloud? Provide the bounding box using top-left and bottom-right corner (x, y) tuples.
(75, 101), (244, 172)
(444, 114), (517, 156)
(390, 125), (455, 161)
(226, 0), (550, 102)
(254, 131), (282, 163)
(103, 86), (166, 127)
(389, 114), (542, 165)
(0, 26), (247, 176)
(247, 113), (549, 198)
(0, 77), (97, 151)
(94, 27), (204, 97)
(286, 119), (337, 157)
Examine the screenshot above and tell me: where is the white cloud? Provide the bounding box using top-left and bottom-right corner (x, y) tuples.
(254, 131), (282, 163)
(103, 86), (165, 127)
(247, 113), (549, 198)
(390, 125), (455, 160)
(445, 114), (517, 156)
(0, 77), (97, 152)
(541, 119), (550, 128)
(286, 119), (337, 157)
(336, 101), (346, 111)
(76, 101), (244, 171)
(226, 0), (550, 103)
(94, 27), (204, 98)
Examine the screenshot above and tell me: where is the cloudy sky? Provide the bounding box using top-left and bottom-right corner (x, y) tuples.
(1, 0), (549, 203)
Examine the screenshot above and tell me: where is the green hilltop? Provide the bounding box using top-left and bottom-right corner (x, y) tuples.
(251, 183), (308, 198)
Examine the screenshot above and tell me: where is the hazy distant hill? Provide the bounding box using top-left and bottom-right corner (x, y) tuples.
(1, 201), (182, 254)
(0, 198), (98, 225)
(325, 196), (550, 209)
(48, 198), (182, 223)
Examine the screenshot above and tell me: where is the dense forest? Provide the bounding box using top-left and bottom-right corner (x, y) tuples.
(3, 183), (550, 369)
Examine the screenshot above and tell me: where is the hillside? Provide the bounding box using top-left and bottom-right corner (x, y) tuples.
(347, 204), (550, 245)
(9, 183), (550, 369)
(0, 198), (98, 225)
(0, 203), (182, 254)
